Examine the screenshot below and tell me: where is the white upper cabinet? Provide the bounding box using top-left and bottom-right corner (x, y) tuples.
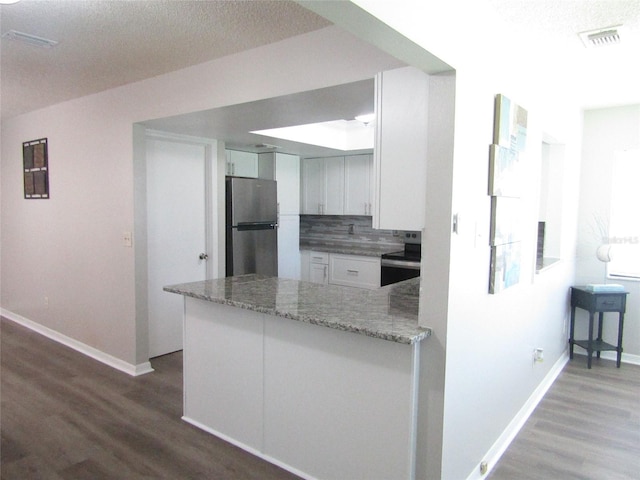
(226, 149), (258, 177)
(301, 157), (327, 214)
(373, 66), (429, 230)
(301, 156), (345, 215)
(259, 152), (300, 215)
(301, 154), (372, 216)
(323, 156), (345, 215)
(344, 154), (372, 216)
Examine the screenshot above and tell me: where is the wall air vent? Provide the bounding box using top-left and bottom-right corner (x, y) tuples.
(1, 30), (58, 48)
(579, 25), (623, 48)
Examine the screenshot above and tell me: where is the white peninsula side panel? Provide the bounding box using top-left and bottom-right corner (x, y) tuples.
(263, 317), (417, 480)
(183, 299), (264, 451)
(182, 297), (420, 480)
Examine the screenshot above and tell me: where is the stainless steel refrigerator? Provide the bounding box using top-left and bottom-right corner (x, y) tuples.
(225, 176), (278, 277)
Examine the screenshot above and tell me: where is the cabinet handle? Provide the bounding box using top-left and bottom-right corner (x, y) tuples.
(347, 269), (359, 276)
(324, 266), (327, 279)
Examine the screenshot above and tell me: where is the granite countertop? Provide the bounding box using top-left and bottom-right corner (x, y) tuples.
(299, 241), (402, 257)
(164, 275), (430, 345)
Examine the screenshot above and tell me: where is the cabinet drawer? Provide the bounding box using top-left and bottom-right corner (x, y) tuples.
(595, 295), (624, 312)
(309, 251), (329, 265)
(329, 254), (380, 289)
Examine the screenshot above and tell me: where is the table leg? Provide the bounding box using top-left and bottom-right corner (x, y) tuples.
(597, 311), (604, 359)
(616, 312), (625, 368)
(569, 306), (576, 359)
(587, 312), (594, 369)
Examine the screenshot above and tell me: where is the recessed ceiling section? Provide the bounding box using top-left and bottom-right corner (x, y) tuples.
(142, 79), (377, 158)
(251, 119), (374, 152)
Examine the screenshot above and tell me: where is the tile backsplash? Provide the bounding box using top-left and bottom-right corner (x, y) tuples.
(300, 215), (406, 248)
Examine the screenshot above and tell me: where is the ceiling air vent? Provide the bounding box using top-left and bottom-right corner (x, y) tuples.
(253, 143), (280, 150)
(1, 30), (58, 48)
(579, 25), (623, 48)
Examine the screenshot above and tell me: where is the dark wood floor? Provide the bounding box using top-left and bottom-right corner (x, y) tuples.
(2, 317), (639, 479)
(0, 318), (300, 480)
(489, 356), (640, 479)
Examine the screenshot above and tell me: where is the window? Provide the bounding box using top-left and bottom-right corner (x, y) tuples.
(608, 149), (640, 279)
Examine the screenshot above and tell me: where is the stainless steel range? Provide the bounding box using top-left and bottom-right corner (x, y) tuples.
(380, 232), (421, 286)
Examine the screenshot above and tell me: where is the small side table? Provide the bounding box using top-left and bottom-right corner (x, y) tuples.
(569, 286), (629, 368)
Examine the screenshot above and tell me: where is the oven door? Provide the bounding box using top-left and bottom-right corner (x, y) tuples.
(380, 259), (420, 286)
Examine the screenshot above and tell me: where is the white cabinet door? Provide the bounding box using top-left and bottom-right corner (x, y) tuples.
(308, 251), (329, 284)
(226, 150), (258, 177)
(301, 158), (325, 214)
(373, 66), (429, 230)
(300, 250), (310, 281)
(344, 154), (372, 215)
(277, 215), (300, 280)
(259, 152), (301, 215)
(323, 156), (345, 215)
(329, 254), (380, 290)
(275, 153), (300, 215)
(301, 156), (345, 215)
(309, 263), (329, 284)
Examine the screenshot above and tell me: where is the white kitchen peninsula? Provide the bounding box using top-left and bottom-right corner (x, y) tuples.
(165, 275), (429, 480)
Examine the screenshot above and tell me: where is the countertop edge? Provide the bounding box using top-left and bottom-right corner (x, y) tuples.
(163, 284), (431, 345)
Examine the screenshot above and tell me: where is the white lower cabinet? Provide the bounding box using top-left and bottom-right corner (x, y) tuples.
(309, 251), (329, 285)
(301, 250), (380, 289)
(329, 254), (380, 289)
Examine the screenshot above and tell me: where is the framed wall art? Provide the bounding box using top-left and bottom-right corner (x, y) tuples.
(493, 94), (528, 152)
(488, 143), (521, 197)
(489, 241), (522, 294)
(23, 138), (49, 199)
(488, 94), (527, 294)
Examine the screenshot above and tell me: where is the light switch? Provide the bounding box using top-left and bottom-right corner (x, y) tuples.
(123, 231), (133, 247)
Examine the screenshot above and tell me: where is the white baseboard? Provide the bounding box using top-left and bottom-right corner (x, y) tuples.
(466, 352), (569, 480)
(1, 308), (154, 377)
(182, 416), (316, 480)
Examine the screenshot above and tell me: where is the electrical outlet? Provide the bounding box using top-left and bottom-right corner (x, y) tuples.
(533, 347), (544, 363)
(44, 296), (49, 308)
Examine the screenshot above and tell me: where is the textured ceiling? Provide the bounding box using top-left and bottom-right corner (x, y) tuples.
(0, 0), (331, 119)
(1, 0), (639, 127)
(487, 0), (640, 37)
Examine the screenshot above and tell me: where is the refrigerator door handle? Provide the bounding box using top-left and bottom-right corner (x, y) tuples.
(235, 221), (277, 231)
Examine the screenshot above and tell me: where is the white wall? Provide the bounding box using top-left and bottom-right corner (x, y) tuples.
(577, 105), (640, 361)
(0, 26), (404, 368)
(348, 1), (583, 479)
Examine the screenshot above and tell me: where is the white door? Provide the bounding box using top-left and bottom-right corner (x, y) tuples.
(147, 138), (208, 357)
